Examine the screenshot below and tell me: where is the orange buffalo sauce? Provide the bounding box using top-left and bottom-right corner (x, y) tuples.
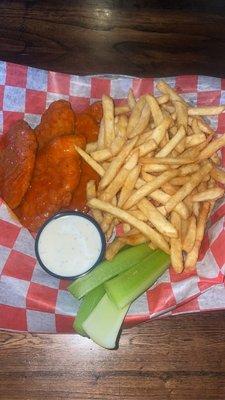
(69, 102), (102, 211)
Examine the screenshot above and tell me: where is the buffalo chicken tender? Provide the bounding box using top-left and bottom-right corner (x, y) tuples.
(15, 135), (86, 232)
(35, 100), (76, 149)
(0, 120), (37, 209)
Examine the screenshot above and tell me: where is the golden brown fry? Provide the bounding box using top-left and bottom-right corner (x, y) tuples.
(97, 119), (105, 150)
(188, 105), (225, 116)
(86, 141), (98, 153)
(210, 167), (225, 184)
(86, 180), (103, 224)
(192, 187), (224, 202)
(155, 126), (186, 157)
(102, 94), (115, 147)
(128, 101), (151, 138)
(98, 136), (138, 190)
(183, 215), (196, 253)
(91, 148), (112, 162)
(118, 165), (140, 208)
(170, 211), (183, 273)
(140, 157), (195, 165)
(105, 239), (125, 260)
(199, 134), (225, 160)
(146, 94), (164, 126)
(210, 153), (221, 166)
(137, 198), (178, 238)
(178, 164), (200, 176)
(156, 94), (170, 105)
(74, 145), (105, 176)
(192, 117), (203, 136)
(137, 139), (157, 157)
(129, 209), (148, 221)
(173, 100), (188, 128)
(197, 118), (214, 135)
(150, 117), (172, 144)
(88, 198), (170, 253)
(105, 220), (116, 241)
(120, 233), (147, 246)
(165, 162), (213, 213)
(142, 164), (168, 173)
(114, 106), (130, 115)
(136, 131), (152, 146)
(100, 150), (139, 202)
(156, 81), (186, 104)
(123, 169), (178, 210)
(181, 218), (188, 246)
(127, 97), (146, 137)
(128, 88), (136, 109)
(185, 133), (206, 148)
(185, 202), (211, 270)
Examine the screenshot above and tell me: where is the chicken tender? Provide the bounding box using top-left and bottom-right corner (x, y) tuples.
(0, 120), (37, 209)
(35, 100), (76, 149)
(15, 134), (86, 232)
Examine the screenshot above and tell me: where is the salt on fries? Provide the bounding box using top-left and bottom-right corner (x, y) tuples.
(75, 81), (225, 273)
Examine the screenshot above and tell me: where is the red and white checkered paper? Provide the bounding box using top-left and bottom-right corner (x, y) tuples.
(0, 62), (225, 333)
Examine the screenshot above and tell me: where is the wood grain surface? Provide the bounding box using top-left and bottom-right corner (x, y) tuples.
(1, 312), (225, 400)
(0, 0), (225, 77)
(1, 1), (225, 399)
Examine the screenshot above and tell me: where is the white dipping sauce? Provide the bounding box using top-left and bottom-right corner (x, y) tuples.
(37, 215), (102, 277)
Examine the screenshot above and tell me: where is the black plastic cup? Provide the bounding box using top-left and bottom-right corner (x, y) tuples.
(35, 211), (106, 280)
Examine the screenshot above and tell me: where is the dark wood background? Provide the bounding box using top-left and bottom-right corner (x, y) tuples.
(0, 0), (225, 77)
(1, 1), (225, 399)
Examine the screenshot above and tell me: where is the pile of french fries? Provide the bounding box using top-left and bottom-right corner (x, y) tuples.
(75, 81), (225, 273)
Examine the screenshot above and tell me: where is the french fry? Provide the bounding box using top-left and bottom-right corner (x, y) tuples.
(192, 187), (224, 202)
(137, 198), (178, 238)
(129, 209), (148, 221)
(185, 202), (211, 270)
(136, 130), (152, 146)
(140, 157), (195, 165)
(142, 164), (168, 173)
(88, 198), (170, 253)
(157, 94), (169, 105)
(162, 104), (175, 114)
(210, 153), (221, 166)
(123, 169), (178, 210)
(120, 233), (148, 246)
(178, 164), (200, 176)
(102, 94), (115, 147)
(157, 81), (186, 104)
(146, 94), (164, 126)
(173, 100), (188, 128)
(100, 150), (139, 202)
(181, 218), (188, 246)
(105, 239), (125, 260)
(105, 220), (116, 241)
(91, 148), (112, 162)
(170, 211), (183, 273)
(197, 118), (214, 135)
(128, 88), (136, 109)
(188, 105), (225, 116)
(179, 141), (207, 159)
(192, 117), (203, 136)
(121, 223), (132, 234)
(86, 180), (103, 224)
(127, 97), (146, 137)
(185, 133), (206, 148)
(115, 106), (130, 115)
(137, 139), (157, 157)
(165, 162), (213, 213)
(128, 101), (151, 138)
(210, 167), (225, 184)
(150, 117), (171, 144)
(155, 126), (186, 157)
(183, 215), (196, 253)
(98, 136), (138, 190)
(170, 175), (210, 186)
(97, 119), (105, 150)
(86, 141), (98, 153)
(199, 134), (225, 160)
(193, 201), (200, 217)
(74, 145), (105, 176)
(140, 171), (189, 219)
(118, 165), (140, 208)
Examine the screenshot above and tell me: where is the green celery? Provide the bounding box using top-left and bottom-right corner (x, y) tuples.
(105, 250), (169, 309)
(82, 293), (129, 349)
(68, 244), (153, 299)
(74, 284), (105, 336)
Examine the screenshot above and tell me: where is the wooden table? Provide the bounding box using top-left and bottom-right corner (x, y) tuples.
(0, 2), (225, 399)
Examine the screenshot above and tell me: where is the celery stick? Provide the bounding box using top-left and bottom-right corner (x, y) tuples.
(82, 293), (129, 349)
(74, 284), (105, 336)
(105, 250), (169, 309)
(68, 244), (153, 299)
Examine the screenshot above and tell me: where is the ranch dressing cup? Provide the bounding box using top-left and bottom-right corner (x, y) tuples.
(35, 212), (106, 280)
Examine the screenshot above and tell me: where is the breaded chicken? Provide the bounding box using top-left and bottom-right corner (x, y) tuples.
(0, 120), (37, 209)
(35, 100), (76, 149)
(15, 134), (86, 232)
